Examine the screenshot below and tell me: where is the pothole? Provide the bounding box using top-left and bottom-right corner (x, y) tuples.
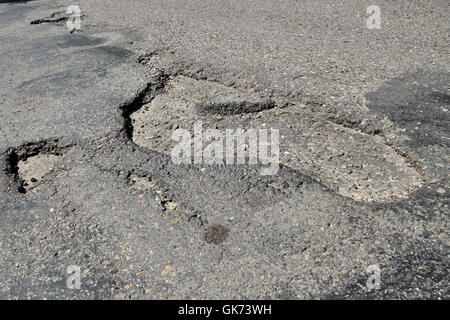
(5, 140), (68, 193)
(276, 110), (425, 202)
(130, 75), (275, 152)
(127, 74), (424, 202)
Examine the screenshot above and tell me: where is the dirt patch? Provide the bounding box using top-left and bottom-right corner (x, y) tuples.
(120, 68), (169, 140)
(124, 70), (426, 202)
(204, 224), (229, 245)
(17, 154), (61, 192)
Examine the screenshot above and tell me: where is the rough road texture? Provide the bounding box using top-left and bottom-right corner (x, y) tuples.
(0, 0), (448, 299)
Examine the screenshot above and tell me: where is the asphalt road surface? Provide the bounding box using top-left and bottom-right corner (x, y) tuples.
(0, 0), (448, 299)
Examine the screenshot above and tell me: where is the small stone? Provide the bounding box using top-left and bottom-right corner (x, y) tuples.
(114, 293), (126, 299)
(436, 187), (445, 194)
(166, 201), (178, 211)
(162, 265), (173, 276)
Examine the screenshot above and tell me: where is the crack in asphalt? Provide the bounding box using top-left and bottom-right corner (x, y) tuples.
(120, 68), (170, 140)
(30, 10), (85, 26)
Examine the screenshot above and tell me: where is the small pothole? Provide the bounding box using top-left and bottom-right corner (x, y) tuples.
(4, 140), (68, 193)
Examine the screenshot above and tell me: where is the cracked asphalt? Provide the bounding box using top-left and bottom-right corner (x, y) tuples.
(0, 0), (448, 299)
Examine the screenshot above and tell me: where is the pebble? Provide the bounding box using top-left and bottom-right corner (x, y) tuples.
(436, 187), (445, 194)
(114, 293), (127, 299)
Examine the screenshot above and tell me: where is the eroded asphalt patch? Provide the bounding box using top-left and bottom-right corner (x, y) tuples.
(0, 1), (448, 299)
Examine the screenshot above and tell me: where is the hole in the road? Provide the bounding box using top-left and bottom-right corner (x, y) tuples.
(129, 75), (276, 153)
(120, 69), (169, 140)
(4, 140), (68, 193)
(126, 66), (426, 203)
(204, 224), (229, 245)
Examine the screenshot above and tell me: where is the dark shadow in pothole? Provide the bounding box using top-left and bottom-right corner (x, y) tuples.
(204, 224), (230, 244)
(120, 68), (169, 139)
(365, 70), (449, 148)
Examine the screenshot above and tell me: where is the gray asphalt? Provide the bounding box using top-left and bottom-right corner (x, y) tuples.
(0, 0), (448, 299)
